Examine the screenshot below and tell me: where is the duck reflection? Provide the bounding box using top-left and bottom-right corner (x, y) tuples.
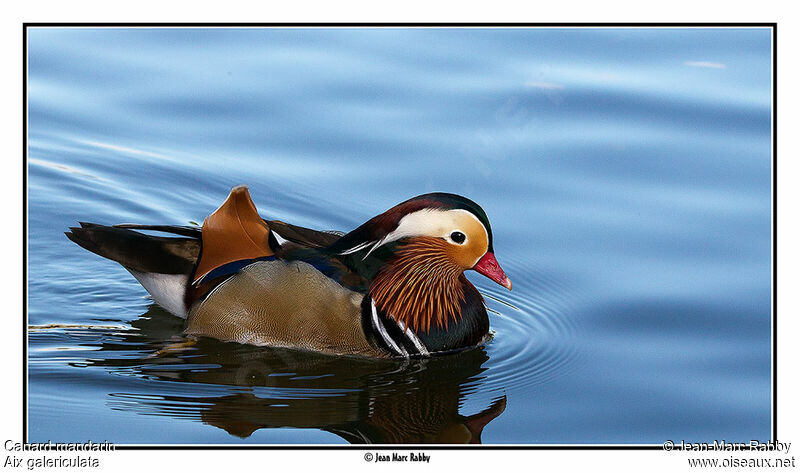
(85, 305), (507, 444)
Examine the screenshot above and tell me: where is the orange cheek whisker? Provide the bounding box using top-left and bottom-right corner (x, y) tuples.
(370, 238), (466, 333)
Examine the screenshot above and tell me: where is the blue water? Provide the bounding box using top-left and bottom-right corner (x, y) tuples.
(26, 27), (772, 444)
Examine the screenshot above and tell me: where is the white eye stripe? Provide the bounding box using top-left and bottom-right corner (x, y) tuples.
(339, 209), (488, 258)
(392, 209), (486, 243)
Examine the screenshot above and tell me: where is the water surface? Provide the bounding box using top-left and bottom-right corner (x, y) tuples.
(27, 27), (772, 444)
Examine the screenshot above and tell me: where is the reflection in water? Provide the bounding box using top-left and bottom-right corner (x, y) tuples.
(83, 305), (507, 443)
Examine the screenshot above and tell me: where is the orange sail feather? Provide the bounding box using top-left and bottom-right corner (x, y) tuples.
(193, 186), (273, 283)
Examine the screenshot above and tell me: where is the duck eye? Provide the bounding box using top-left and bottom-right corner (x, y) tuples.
(450, 231), (466, 244)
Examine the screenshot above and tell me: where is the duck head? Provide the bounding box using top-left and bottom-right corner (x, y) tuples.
(331, 193), (511, 333)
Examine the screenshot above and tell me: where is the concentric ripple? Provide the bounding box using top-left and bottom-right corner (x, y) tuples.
(470, 255), (585, 396)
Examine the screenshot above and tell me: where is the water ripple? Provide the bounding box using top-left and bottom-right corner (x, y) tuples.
(471, 255), (586, 394)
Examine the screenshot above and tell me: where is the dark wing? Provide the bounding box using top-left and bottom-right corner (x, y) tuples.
(113, 223), (202, 238)
(66, 187), (347, 283)
(65, 222), (200, 274)
(266, 220), (343, 248)
(114, 221), (341, 249)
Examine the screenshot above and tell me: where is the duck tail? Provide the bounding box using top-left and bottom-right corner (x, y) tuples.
(65, 222), (200, 275)
(66, 223), (202, 318)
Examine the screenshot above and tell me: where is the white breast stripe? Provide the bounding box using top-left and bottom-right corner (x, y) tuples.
(371, 300), (408, 358)
(395, 319), (429, 356)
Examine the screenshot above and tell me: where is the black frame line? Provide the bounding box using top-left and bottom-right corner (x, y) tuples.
(21, 22), (778, 451)
(22, 20), (28, 450)
(771, 22), (778, 443)
(23, 22), (776, 27)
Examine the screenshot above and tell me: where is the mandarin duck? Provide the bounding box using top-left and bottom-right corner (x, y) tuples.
(66, 186), (511, 358)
